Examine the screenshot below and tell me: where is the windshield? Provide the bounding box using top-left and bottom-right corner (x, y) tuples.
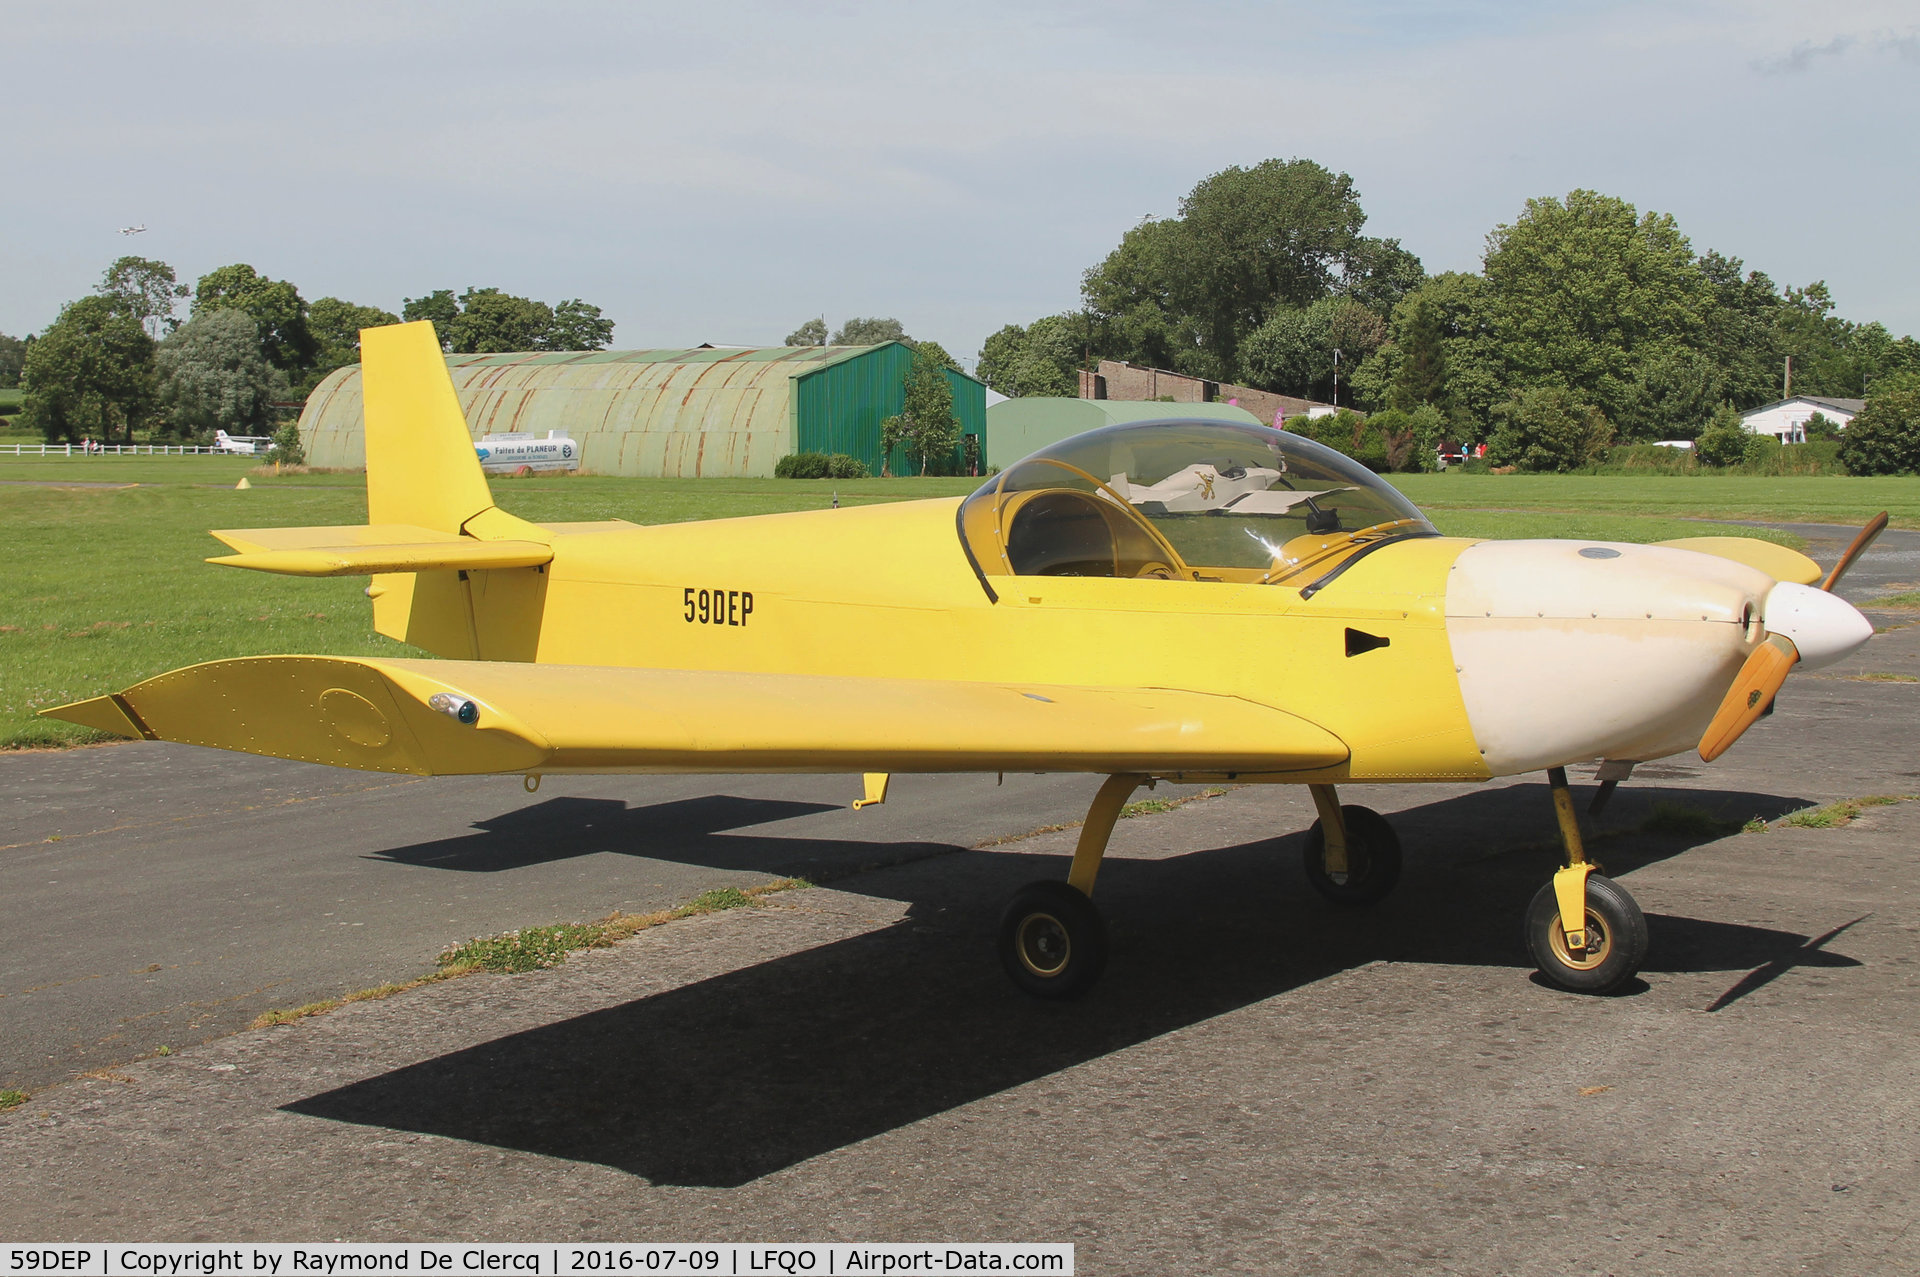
(959, 419), (1436, 586)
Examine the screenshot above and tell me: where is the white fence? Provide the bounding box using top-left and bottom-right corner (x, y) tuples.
(0, 442), (240, 456)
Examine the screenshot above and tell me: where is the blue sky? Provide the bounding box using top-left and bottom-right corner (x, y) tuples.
(4, 0), (1916, 362)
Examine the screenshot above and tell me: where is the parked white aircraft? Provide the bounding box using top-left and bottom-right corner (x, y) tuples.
(212, 430), (273, 456)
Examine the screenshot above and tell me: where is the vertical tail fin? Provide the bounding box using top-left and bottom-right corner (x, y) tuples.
(361, 321), (494, 534)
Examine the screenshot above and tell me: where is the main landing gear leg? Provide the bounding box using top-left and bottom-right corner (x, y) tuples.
(1302, 784), (1402, 906)
(1525, 766), (1648, 993)
(997, 773), (1142, 999)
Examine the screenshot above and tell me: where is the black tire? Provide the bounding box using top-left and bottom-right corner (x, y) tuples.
(1302, 805), (1403, 907)
(1525, 873), (1648, 994)
(997, 880), (1109, 1000)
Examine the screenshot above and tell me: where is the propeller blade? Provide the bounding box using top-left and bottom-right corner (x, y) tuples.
(1821, 511), (1888, 592)
(1699, 634), (1799, 762)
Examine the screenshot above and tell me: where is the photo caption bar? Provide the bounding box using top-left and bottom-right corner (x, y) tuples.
(5, 1246), (1072, 1277)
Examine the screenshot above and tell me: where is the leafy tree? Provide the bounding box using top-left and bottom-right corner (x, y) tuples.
(785, 318), (828, 347)
(20, 296), (156, 443)
(1482, 191), (1710, 435)
(0, 333), (25, 389)
(977, 316), (1081, 398)
(1383, 293), (1444, 411)
(1366, 404), (1446, 473)
(1616, 346), (1726, 442)
(1486, 386), (1612, 473)
(896, 344), (961, 475)
(100, 256), (187, 338)
(1839, 372), (1920, 475)
(155, 309), (289, 438)
(1239, 297), (1385, 402)
(1083, 160), (1369, 383)
(402, 289), (461, 349)
(194, 264), (316, 373)
(401, 288), (614, 354)
(832, 316), (910, 346)
(545, 299), (615, 351)
(1697, 250), (1784, 407)
(447, 288), (554, 353)
(1079, 217), (1191, 374)
(1802, 411), (1841, 441)
(307, 298), (402, 381)
(1338, 236), (1425, 314)
(1694, 402), (1752, 467)
(267, 421), (306, 466)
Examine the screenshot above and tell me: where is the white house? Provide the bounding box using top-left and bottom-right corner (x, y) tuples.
(1739, 395), (1863, 444)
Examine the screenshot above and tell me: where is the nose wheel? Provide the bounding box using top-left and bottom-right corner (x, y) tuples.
(1528, 766), (1648, 993)
(1524, 873), (1647, 992)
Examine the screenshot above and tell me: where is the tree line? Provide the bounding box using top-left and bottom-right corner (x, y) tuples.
(977, 160), (1920, 472)
(7, 258), (615, 444)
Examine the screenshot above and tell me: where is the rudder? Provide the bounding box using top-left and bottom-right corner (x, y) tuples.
(362, 321), (495, 534)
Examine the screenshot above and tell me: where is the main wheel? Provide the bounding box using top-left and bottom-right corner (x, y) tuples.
(1525, 874), (1648, 994)
(1301, 805), (1402, 907)
(998, 880), (1108, 1000)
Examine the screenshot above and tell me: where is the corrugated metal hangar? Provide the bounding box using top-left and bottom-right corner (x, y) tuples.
(297, 342), (988, 478)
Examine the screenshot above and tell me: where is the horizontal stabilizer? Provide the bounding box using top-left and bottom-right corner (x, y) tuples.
(1657, 537), (1822, 585)
(41, 657), (1350, 778)
(207, 523), (551, 577)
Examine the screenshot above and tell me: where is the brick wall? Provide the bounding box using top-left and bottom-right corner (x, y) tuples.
(1078, 360), (1343, 425)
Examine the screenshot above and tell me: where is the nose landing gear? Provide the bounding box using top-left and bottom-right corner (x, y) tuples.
(1526, 766), (1647, 993)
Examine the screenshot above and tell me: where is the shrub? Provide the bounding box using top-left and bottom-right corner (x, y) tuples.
(1693, 401), (1749, 468)
(775, 452), (831, 478)
(265, 421), (305, 466)
(1486, 387), (1611, 473)
(1840, 373), (1920, 475)
(777, 452), (869, 479)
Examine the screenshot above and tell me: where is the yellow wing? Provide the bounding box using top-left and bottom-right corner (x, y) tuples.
(1656, 536), (1822, 585)
(42, 656), (1348, 778)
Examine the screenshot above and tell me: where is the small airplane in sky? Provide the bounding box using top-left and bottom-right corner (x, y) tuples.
(47, 322), (1884, 997)
(118, 224), (146, 236)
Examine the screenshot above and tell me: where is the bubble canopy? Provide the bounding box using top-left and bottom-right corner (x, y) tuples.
(958, 419), (1437, 587)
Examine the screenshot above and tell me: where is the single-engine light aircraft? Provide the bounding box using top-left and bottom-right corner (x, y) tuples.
(47, 322), (1886, 997)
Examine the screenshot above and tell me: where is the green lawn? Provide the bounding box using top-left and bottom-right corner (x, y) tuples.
(4, 456), (1911, 749)
(1391, 473), (1920, 529)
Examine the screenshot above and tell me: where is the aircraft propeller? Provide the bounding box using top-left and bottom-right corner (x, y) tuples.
(1698, 512), (1887, 761)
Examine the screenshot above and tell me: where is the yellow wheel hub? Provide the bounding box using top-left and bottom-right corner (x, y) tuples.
(1547, 910), (1613, 971)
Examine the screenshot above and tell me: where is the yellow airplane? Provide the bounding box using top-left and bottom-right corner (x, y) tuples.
(47, 322), (1885, 998)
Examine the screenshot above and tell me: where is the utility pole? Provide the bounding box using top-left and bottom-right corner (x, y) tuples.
(1784, 354), (1793, 399)
(1332, 348), (1342, 408)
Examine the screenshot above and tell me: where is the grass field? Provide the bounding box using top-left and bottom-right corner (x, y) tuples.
(3, 453), (1913, 749)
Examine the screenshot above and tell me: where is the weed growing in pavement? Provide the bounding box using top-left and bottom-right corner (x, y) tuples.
(1743, 816), (1769, 834)
(1845, 672), (1920, 682)
(1779, 795), (1912, 829)
(1121, 786), (1230, 819)
(1869, 591), (1920, 609)
(435, 882), (806, 973)
(250, 878), (813, 1029)
(0, 1088), (26, 1111)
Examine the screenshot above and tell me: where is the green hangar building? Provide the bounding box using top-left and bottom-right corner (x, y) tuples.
(297, 343), (988, 478)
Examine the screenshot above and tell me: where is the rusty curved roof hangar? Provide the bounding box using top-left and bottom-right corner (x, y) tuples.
(297, 344), (910, 478)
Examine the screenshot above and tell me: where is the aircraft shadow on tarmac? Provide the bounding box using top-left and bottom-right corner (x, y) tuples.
(290, 783), (1856, 1188)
